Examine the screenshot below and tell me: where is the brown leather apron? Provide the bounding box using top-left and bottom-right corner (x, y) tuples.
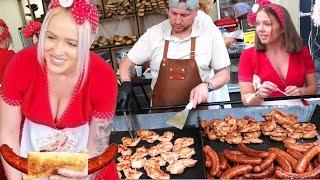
(152, 37), (203, 111)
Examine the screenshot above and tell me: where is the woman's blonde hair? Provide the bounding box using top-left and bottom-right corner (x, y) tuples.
(37, 7), (97, 88)
(199, 0), (214, 14)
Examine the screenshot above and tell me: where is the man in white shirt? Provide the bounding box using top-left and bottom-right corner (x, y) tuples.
(118, 0), (231, 109)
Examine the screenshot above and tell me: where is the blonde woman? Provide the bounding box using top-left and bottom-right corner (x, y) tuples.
(0, 0), (118, 179)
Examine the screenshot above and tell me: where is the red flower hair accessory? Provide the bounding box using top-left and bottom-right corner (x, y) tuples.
(0, 19), (10, 42)
(247, 0), (285, 27)
(49, 0), (99, 34)
(23, 21), (42, 38)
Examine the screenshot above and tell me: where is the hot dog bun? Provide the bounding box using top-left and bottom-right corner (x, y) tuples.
(27, 152), (88, 178)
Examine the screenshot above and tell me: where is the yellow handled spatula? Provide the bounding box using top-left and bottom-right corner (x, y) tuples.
(166, 101), (193, 129)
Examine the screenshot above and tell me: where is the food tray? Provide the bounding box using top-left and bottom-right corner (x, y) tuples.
(200, 105), (320, 178)
(110, 125), (206, 179)
(201, 105), (319, 152)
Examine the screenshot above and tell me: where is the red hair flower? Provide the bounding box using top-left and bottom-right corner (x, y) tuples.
(0, 19), (10, 41)
(247, 0), (285, 27)
(23, 21), (42, 38)
(49, 0), (99, 34)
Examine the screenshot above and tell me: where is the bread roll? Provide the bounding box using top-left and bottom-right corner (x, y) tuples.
(26, 152), (88, 179)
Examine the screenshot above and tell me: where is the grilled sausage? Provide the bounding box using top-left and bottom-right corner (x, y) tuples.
(220, 164), (253, 179)
(275, 166), (320, 179)
(219, 153), (228, 170)
(286, 148), (303, 159)
(207, 170), (214, 179)
(216, 169), (222, 178)
(244, 163), (275, 179)
(295, 144), (320, 173)
(203, 145), (220, 176)
(205, 152), (212, 168)
(284, 142), (316, 153)
(286, 148), (314, 172)
(1, 143), (118, 175)
(223, 149), (262, 165)
(253, 152), (276, 173)
(275, 155), (292, 172)
(315, 159), (320, 168)
(0, 144), (28, 174)
(88, 144), (118, 174)
(238, 143), (269, 158)
(306, 162), (314, 172)
(269, 147), (297, 168)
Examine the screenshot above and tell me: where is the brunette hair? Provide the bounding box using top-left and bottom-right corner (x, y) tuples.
(255, 5), (303, 52)
(37, 7), (97, 88)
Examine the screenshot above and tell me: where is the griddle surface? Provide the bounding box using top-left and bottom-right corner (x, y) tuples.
(110, 125), (205, 179)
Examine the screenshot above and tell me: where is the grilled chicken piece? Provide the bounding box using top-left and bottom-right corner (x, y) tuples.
(303, 129), (318, 138)
(242, 138), (263, 144)
(123, 168), (143, 179)
(207, 130), (217, 141)
(174, 147), (196, 159)
(200, 120), (209, 129)
(146, 156), (166, 167)
(174, 137), (194, 148)
(237, 122), (260, 133)
(144, 163), (170, 179)
(225, 132), (242, 144)
(149, 141), (173, 157)
(265, 109), (297, 125)
(166, 162), (186, 174)
(121, 137), (141, 147)
(261, 119), (277, 132)
(160, 152), (180, 164)
(137, 129), (159, 143)
(131, 146), (148, 158)
(131, 156), (146, 169)
(158, 131), (174, 142)
(116, 160), (131, 171)
(166, 159), (197, 174)
(117, 155), (131, 162)
(118, 144), (132, 156)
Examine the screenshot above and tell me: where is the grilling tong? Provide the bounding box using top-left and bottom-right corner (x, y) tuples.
(123, 101), (137, 138)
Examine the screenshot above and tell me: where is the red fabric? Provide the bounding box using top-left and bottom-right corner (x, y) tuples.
(94, 161), (119, 180)
(0, 48), (14, 82)
(238, 46), (315, 97)
(1, 44), (118, 128)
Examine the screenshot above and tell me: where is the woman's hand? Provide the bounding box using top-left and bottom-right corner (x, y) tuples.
(284, 86), (301, 96)
(48, 167), (90, 180)
(257, 81), (278, 99)
(190, 83), (209, 108)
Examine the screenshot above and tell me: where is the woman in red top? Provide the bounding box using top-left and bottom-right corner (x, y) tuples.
(238, 0), (317, 106)
(0, 19), (15, 82)
(0, 1), (118, 179)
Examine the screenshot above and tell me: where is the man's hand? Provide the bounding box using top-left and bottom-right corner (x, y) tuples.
(189, 83), (209, 108)
(117, 81), (132, 110)
(48, 166), (89, 180)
